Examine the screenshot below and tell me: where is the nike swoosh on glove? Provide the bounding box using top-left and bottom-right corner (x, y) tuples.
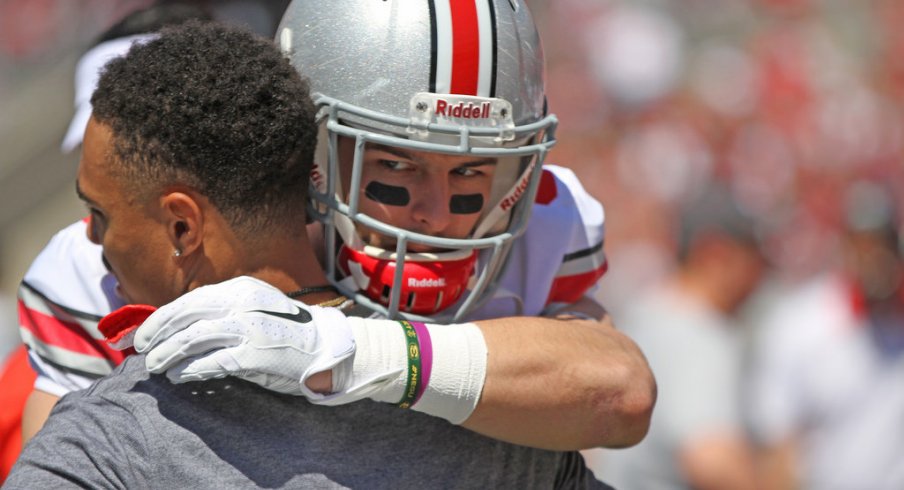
(132, 276), (355, 398)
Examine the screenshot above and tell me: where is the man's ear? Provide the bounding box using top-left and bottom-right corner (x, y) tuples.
(160, 191), (203, 257)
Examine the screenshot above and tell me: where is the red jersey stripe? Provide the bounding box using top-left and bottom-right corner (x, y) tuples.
(545, 262), (609, 306)
(535, 169), (558, 205)
(18, 299), (126, 364)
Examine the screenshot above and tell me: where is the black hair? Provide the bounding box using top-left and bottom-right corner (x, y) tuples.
(91, 20), (317, 237)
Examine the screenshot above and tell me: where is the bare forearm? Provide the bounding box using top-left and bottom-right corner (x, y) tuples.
(463, 312), (656, 450)
(135, 280), (656, 451)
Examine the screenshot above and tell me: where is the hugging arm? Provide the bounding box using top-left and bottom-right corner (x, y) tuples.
(134, 279), (655, 451)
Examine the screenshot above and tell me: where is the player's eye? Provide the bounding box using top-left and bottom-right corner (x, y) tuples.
(453, 166), (484, 177)
(379, 159), (415, 171)
(452, 165), (492, 177)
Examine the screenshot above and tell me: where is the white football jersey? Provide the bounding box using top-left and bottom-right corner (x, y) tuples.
(18, 219), (128, 396)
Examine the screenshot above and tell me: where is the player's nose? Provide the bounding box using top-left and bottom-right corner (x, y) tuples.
(409, 179), (453, 235)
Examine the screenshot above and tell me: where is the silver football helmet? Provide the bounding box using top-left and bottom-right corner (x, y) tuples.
(278, 0), (557, 321)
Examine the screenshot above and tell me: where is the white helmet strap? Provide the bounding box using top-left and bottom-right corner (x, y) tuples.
(472, 160), (536, 239)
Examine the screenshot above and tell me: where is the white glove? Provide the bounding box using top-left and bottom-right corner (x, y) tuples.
(133, 276), (355, 398)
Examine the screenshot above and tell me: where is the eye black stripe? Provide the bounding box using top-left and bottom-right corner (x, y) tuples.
(365, 181), (410, 206)
(450, 194), (484, 214)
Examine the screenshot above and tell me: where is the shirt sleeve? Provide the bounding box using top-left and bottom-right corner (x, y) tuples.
(475, 165), (609, 319)
(18, 220), (128, 395)
(534, 166), (608, 309)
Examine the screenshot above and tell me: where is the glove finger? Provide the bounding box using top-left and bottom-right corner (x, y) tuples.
(145, 329), (246, 373)
(166, 350), (299, 396)
(136, 302), (241, 353)
(135, 278), (308, 352)
(160, 341), (294, 380)
(164, 349), (239, 383)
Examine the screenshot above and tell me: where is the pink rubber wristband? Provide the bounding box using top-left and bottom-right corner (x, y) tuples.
(410, 321), (433, 405)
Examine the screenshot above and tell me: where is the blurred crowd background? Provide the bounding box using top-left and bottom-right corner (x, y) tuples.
(1, 0), (902, 488)
(533, 1), (904, 487)
(533, 0), (904, 308)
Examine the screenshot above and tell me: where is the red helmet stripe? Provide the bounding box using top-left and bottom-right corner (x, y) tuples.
(432, 0), (496, 97)
(449, 0), (480, 95)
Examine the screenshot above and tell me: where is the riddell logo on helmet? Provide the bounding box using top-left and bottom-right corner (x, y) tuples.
(435, 100), (491, 119)
(408, 277), (447, 288)
(500, 173), (533, 211)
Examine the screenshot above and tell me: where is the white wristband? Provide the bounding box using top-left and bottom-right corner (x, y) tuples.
(410, 322), (487, 424)
(332, 318), (487, 424)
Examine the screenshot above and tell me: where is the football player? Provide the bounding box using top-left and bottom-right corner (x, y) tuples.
(18, 0), (654, 451)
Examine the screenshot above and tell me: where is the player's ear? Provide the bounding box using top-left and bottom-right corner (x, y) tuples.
(160, 191), (203, 258)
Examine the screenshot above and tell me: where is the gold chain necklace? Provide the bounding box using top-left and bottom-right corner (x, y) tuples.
(286, 284), (348, 308)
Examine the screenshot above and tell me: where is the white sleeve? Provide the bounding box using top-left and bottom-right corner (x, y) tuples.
(19, 220), (126, 396)
(27, 350), (98, 397)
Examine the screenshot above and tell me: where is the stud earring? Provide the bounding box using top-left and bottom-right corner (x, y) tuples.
(173, 249), (182, 258)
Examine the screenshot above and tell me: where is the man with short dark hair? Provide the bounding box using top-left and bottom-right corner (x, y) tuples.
(19, 0), (655, 456)
(6, 21), (611, 488)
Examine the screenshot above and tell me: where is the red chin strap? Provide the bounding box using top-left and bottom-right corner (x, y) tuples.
(338, 245), (478, 315)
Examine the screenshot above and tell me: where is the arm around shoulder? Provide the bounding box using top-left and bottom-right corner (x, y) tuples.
(463, 298), (656, 450)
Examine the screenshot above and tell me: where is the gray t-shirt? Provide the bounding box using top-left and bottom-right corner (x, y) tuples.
(7, 354), (608, 489)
